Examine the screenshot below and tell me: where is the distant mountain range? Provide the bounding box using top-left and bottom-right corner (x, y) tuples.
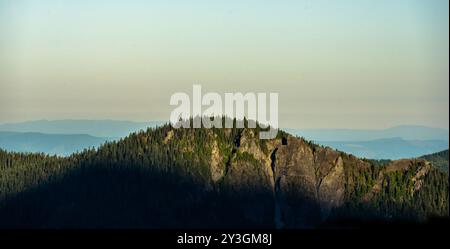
(0, 131), (110, 156)
(286, 125), (449, 141)
(0, 120), (164, 156)
(319, 138), (449, 160)
(0, 120), (164, 138)
(0, 120), (448, 159)
(287, 126), (448, 159)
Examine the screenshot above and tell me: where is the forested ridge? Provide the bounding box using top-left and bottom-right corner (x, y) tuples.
(420, 150), (449, 173)
(0, 120), (448, 228)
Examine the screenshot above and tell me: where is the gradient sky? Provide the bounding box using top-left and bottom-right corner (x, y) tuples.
(0, 0), (448, 129)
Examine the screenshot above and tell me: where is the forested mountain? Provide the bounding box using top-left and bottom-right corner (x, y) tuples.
(0, 120), (448, 228)
(420, 150), (449, 173)
(1, 121), (447, 159)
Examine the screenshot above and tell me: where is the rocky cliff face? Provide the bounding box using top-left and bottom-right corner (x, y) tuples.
(215, 129), (349, 227)
(171, 126), (448, 227)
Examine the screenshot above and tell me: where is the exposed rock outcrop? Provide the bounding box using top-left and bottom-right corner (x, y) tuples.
(201, 127), (445, 227)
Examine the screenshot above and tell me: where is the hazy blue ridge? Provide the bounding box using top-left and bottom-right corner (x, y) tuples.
(0, 131), (112, 156)
(286, 125), (449, 142)
(0, 120), (165, 138)
(318, 137), (449, 160)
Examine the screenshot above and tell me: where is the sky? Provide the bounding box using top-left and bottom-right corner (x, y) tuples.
(0, 0), (448, 129)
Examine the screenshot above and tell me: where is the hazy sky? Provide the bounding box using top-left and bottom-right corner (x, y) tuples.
(0, 0), (448, 129)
